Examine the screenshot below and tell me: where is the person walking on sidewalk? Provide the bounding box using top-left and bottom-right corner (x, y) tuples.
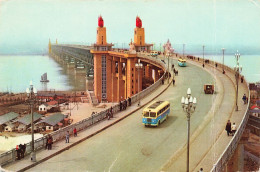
(65, 131), (70, 143)
(47, 135), (53, 150)
(225, 120), (232, 136)
(16, 145), (21, 160)
(172, 78), (175, 86)
(73, 128), (77, 137)
(128, 97), (131, 106)
(242, 94), (247, 104)
(231, 123), (237, 136)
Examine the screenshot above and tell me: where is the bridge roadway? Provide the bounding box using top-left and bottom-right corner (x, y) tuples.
(4, 56), (248, 172)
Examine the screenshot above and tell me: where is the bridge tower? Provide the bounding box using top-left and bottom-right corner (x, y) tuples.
(92, 16), (113, 102)
(133, 16), (153, 52)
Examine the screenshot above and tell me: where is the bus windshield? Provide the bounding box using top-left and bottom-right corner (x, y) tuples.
(150, 112), (157, 117)
(143, 111), (157, 118)
(143, 111), (149, 117)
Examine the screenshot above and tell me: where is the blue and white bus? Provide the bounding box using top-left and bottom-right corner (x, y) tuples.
(142, 101), (170, 127)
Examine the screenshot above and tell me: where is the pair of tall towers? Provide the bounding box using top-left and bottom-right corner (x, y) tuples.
(92, 16), (152, 102)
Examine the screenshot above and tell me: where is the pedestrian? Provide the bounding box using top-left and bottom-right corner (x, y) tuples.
(65, 131), (69, 143)
(202, 63), (205, 68)
(110, 106), (113, 117)
(231, 123), (237, 136)
(241, 76), (244, 83)
(16, 145), (21, 160)
(215, 63), (218, 68)
(242, 94), (246, 104)
(172, 79), (175, 86)
(120, 101), (122, 111)
(73, 128), (77, 137)
(45, 135), (49, 150)
(23, 144), (26, 157)
(128, 97), (131, 106)
(19, 144), (23, 158)
(162, 78), (164, 85)
(48, 135), (53, 150)
(225, 120), (232, 136)
(199, 168), (203, 172)
(124, 99), (127, 109)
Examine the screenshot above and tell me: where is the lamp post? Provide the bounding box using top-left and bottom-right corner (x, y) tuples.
(26, 81), (37, 162)
(135, 59), (143, 106)
(202, 45), (205, 67)
(181, 88), (197, 172)
(234, 51), (242, 111)
(222, 48), (225, 74)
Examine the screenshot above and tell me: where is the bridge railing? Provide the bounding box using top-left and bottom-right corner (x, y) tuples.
(188, 57), (250, 172)
(0, 53), (166, 166)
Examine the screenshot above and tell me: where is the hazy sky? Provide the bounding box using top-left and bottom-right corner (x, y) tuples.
(0, 0), (260, 54)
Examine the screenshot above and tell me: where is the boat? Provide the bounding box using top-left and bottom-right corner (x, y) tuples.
(178, 58), (187, 67)
(40, 73), (49, 82)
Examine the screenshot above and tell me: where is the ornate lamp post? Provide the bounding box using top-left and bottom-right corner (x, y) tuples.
(222, 48), (225, 74)
(26, 81), (37, 162)
(181, 88), (197, 172)
(202, 45), (205, 67)
(135, 59), (143, 106)
(234, 51), (242, 111)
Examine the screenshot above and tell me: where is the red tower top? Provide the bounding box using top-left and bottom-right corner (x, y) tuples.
(98, 16), (104, 27)
(136, 16), (142, 28)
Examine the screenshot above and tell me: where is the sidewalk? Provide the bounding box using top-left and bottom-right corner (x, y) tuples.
(3, 75), (173, 172)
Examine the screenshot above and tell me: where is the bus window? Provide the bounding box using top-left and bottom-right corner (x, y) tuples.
(150, 112), (157, 118)
(143, 112), (149, 117)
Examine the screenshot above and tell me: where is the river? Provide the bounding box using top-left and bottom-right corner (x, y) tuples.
(0, 55), (93, 93)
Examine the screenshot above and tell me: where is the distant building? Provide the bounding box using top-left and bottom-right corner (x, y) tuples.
(35, 113), (65, 131)
(39, 101), (59, 113)
(250, 105), (260, 118)
(37, 92), (66, 102)
(14, 112), (42, 132)
(4, 122), (15, 132)
(0, 112), (19, 132)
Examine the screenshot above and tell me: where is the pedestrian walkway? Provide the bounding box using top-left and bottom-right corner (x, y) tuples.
(3, 74), (173, 172)
(161, 55), (249, 172)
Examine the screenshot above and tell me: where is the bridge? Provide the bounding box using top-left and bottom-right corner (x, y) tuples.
(0, 16), (250, 172)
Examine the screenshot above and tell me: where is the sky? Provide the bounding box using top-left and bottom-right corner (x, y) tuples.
(0, 0), (260, 55)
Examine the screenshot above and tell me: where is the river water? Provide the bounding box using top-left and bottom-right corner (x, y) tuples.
(191, 54), (260, 83)
(0, 55), (93, 93)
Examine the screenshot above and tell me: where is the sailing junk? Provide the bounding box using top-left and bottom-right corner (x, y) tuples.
(40, 73), (49, 82)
